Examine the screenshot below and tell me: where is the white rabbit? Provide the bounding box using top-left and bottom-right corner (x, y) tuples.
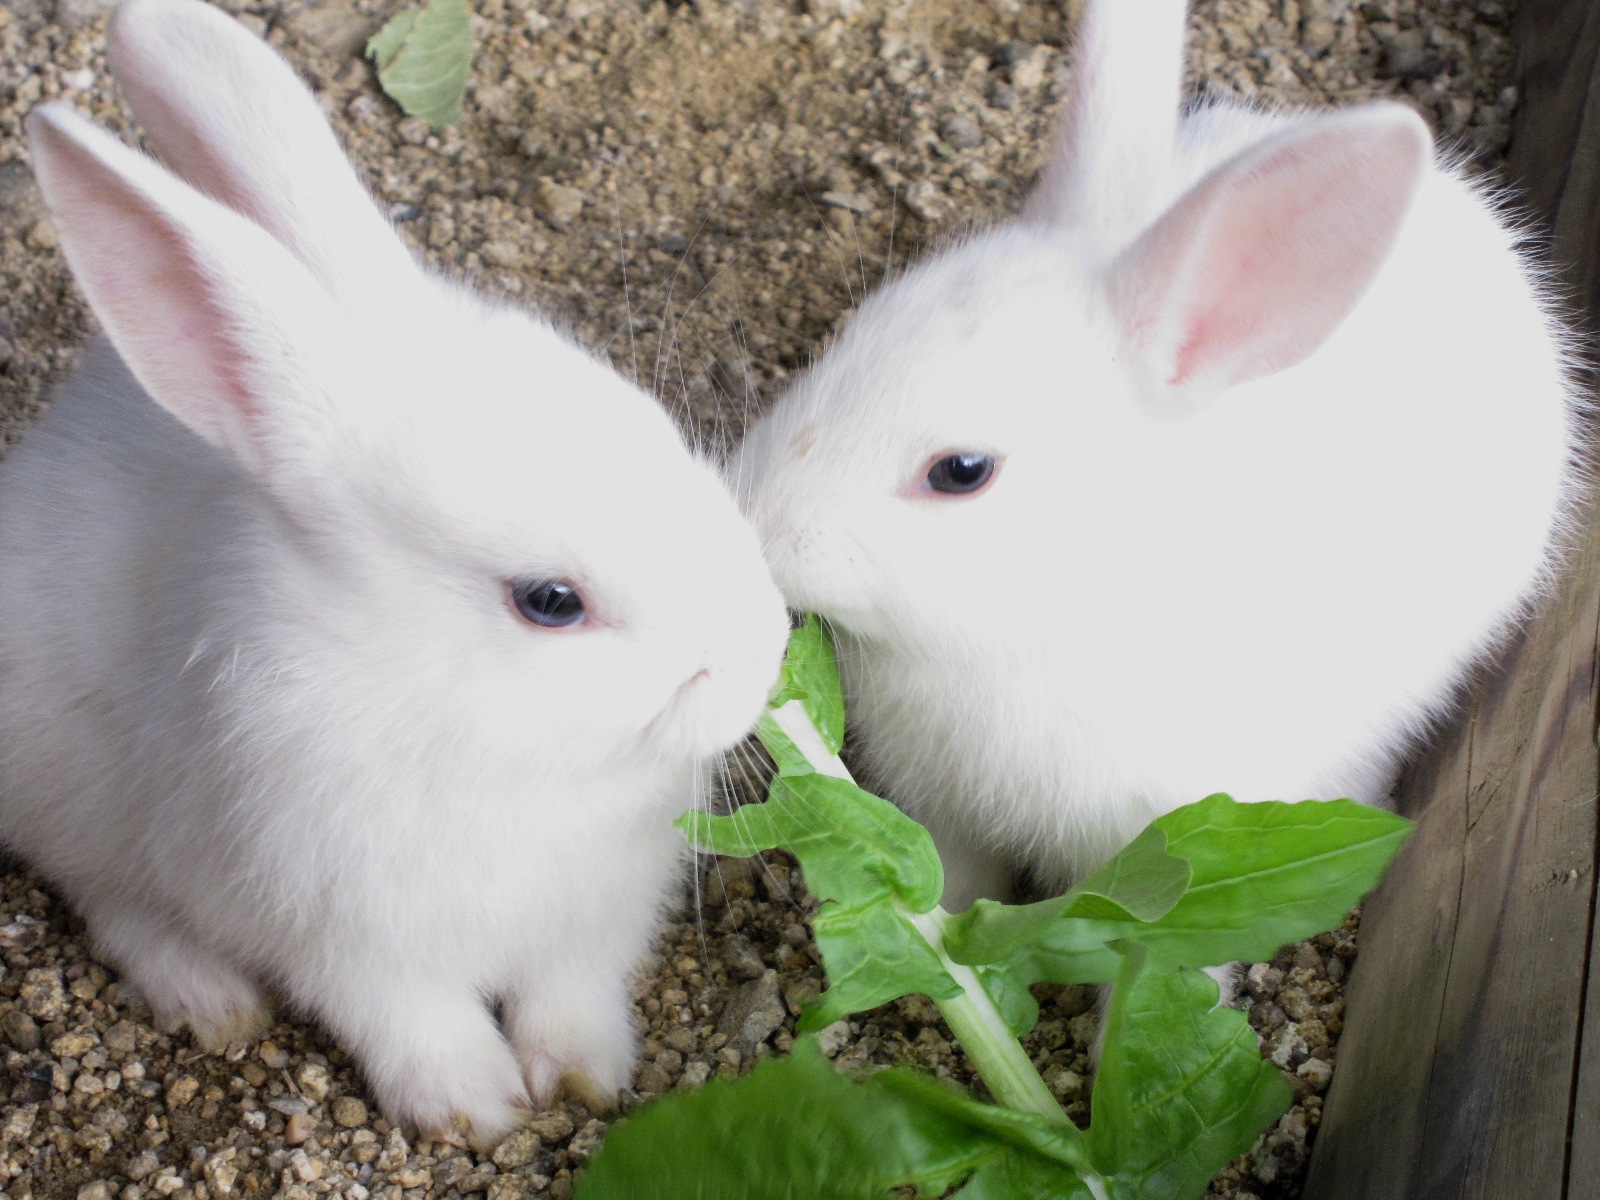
(734, 0), (1583, 909)
(0, 0), (787, 1145)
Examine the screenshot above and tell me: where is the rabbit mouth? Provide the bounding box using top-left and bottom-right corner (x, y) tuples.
(644, 665), (764, 760)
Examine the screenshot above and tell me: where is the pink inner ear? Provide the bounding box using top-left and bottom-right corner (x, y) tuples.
(107, 0), (421, 306)
(1115, 105), (1432, 397)
(27, 104), (341, 478)
(1170, 191), (1315, 387)
(40, 134), (260, 460)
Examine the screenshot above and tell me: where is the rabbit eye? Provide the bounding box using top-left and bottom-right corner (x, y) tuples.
(510, 579), (586, 629)
(925, 452), (997, 495)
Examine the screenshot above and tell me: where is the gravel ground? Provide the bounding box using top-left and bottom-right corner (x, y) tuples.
(0, 0), (1520, 1196)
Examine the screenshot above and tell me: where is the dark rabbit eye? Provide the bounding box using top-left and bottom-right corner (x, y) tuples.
(510, 579), (586, 629)
(926, 452), (997, 495)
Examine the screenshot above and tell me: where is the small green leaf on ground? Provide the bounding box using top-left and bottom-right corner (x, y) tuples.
(366, 0), (474, 129)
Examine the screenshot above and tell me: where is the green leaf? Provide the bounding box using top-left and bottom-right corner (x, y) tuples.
(970, 965), (1042, 1040)
(365, 6), (417, 71)
(679, 772), (943, 911)
(1067, 824), (1195, 922)
(365, 0), (474, 130)
(680, 771), (953, 1028)
(573, 1039), (1074, 1200)
(1090, 954), (1292, 1199)
(768, 615), (847, 754)
(876, 1069), (1092, 1173)
(803, 902), (961, 1030)
(946, 795), (1409, 986)
(754, 711), (813, 779)
(942, 823), (1192, 992)
(1132, 793), (1410, 970)
(956, 1156), (1098, 1200)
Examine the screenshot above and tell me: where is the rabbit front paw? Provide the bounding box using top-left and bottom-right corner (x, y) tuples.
(504, 988), (637, 1113)
(312, 981), (533, 1150)
(88, 908), (271, 1050)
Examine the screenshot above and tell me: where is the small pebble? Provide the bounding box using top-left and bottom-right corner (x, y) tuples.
(1002, 42), (1053, 89)
(530, 179), (586, 231)
(2, 1009), (41, 1051)
(940, 112), (984, 149)
(295, 1061), (332, 1101)
(1296, 1056), (1335, 1089)
(818, 190), (873, 214)
(284, 1112), (317, 1145)
(330, 1095), (368, 1128)
(715, 969), (786, 1058)
(814, 1019), (852, 1058)
(528, 1111), (576, 1143)
(397, 116), (432, 146)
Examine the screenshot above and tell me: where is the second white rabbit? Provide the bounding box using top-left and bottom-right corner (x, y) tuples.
(734, 0), (1582, 907)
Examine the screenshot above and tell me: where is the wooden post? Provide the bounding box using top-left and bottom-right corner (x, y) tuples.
(1302, 4), (1600, 1196)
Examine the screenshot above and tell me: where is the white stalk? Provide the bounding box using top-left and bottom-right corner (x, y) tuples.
(770, 701), (1069, 1123)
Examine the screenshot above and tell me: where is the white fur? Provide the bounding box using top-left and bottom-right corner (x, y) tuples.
(733, 0), (1583, 909)
(0, 0), (787, 1144)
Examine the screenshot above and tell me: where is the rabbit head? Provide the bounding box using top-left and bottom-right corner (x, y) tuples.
(37, 2), (787, 777)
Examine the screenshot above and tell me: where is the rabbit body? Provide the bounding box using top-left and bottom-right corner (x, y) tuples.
(0, 0), (787, 1143)
(734, 2), (1581, 906)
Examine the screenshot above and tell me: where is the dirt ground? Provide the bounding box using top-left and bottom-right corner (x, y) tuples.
(0, 0), (1520, 1197)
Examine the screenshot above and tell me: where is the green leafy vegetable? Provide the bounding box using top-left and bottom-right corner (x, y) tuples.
(1090, 955), (1292, 1200)
(942, 795), (1411, 994)
(764, 614), (846, 753)
(366, 0), (474, 130)
(577, 619), (1411, 1200)
(681, 769), (956, 1029)
(577, 1039), (1093, 1200)
(681, 770), (943, 913)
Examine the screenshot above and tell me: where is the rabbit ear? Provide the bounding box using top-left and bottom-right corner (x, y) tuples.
(1107, 103), (1431, 407)
(28, 102), (353, 479)
(1024, 0), (1187, 248)
(106, 0), (419, 306)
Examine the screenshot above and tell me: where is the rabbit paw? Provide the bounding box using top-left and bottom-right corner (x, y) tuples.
(328, 991), (533, 1150)
(141, 956), (271, 1051)
(506, 992), (635, 1113)
(520, 1049), (625, 1114)
(90, 912), (270, 1050)
(419, 1099), (532, 1154)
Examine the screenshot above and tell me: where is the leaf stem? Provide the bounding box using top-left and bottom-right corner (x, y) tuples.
(769, 700), (853, 780)
(768, 701), (1068, 1124)
(910, 909), (1068, 1122)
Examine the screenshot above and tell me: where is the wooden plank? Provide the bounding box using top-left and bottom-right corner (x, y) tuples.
(1304, 540), (1599, 1199)
(1517, 5), (1600, 1192)
(1303, 4), (1600, 1196)
(1510, 0), (1600, 319)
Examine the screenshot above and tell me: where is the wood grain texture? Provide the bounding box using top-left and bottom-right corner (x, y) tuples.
(1303, 5), (1600, 1196)
(1304, 542), (1599, 1198)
